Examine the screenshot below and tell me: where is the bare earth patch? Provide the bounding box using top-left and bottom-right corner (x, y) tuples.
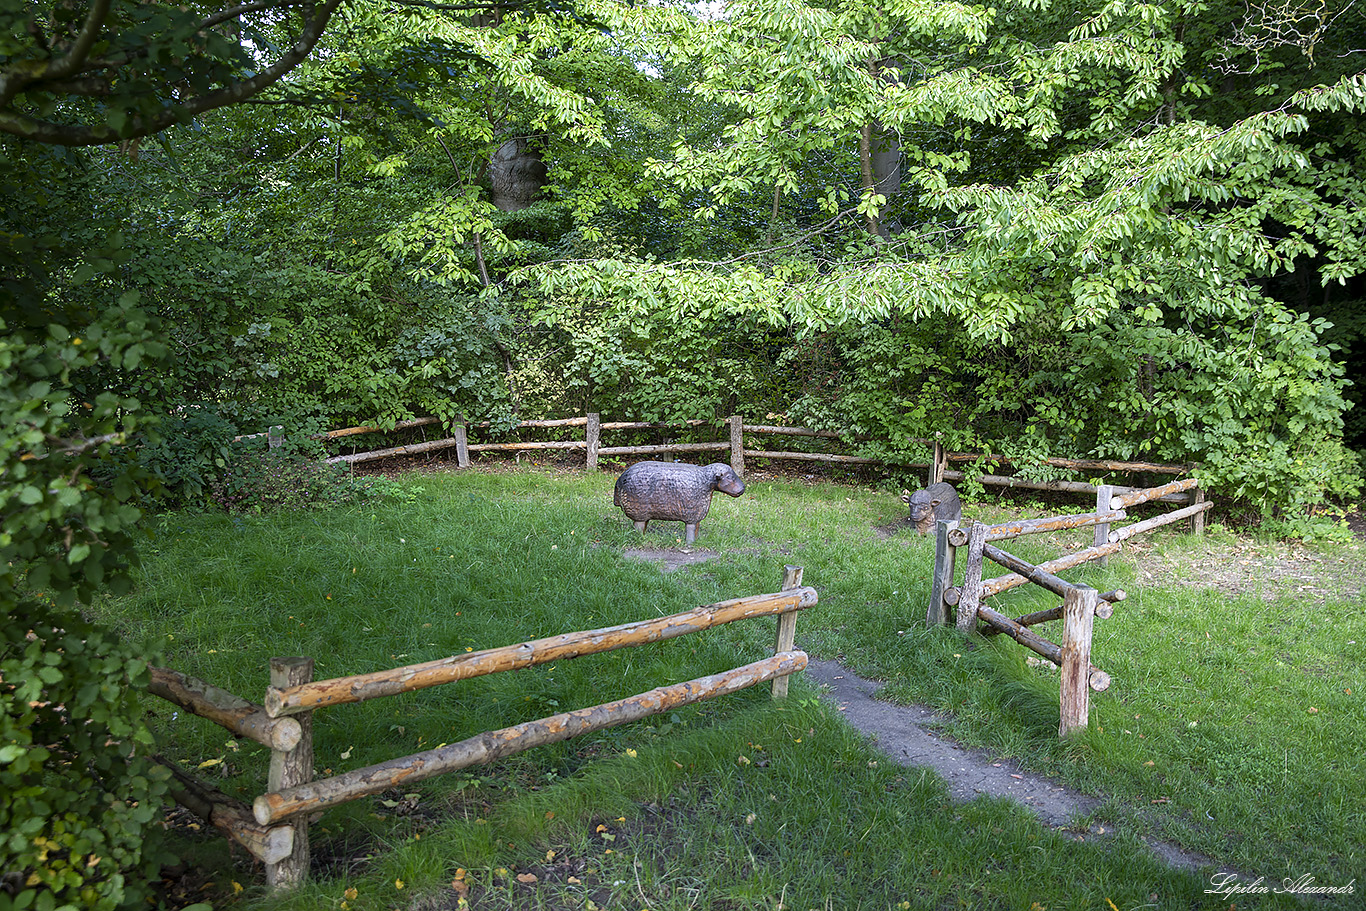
(622, 546), (720, 573)
(1119, 533), (1366, 605)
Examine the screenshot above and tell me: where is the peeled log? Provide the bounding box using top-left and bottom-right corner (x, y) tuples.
(318, 417), (442, 440)
(255, 652), (807, 825)
(160, 759), (295, 864)
(949, 510), (1127, 546)
(266, 588), (817, 717)
(975, 606), (1111, 691)
(327, 436), (461, 465)
(982, 543), (1086, 600)
(597, 442), (730, 456)
(1110, 477), (1200, 510)
(1112, 500), (1213, 540)
(980, 589), (1125, 635)
(743, 450), (880, 465)
(149, 666), (301, 751)
(980, 541), (1122, 600)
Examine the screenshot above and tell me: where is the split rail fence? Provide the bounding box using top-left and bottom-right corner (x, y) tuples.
(145, 567), (815, 891)
(303, 413), (1199, 509)
(926, 478), (1213, 737)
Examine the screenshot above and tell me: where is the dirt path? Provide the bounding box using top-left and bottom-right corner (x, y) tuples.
(802, 658), (1242, 876)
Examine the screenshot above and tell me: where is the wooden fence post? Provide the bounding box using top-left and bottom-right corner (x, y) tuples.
(1093, 484), (1113, 567)
(729, 415), (745, 477)
(1191, 484), (1206, 535)
(266, 658), (314, 890)
(955, 523), (989, 634)
(454, 416), (470, 469)
(586, 413), (600, 470)
(771, 565), (803, 699)
(926, 519), (958, 628)
(930, 439), (946, 486)
(1059, 587), (1098, 737)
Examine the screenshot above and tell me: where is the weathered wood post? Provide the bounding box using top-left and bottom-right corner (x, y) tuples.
(1059, 586), (1099, 737)
(954, 522), (989, 634)
(266, 657), (314, 890)
(926, 519), (959, 628)
(586, 413), (601, 470)
(729, 415), (745, 477)
(771, 564), (803, 699)
(1093, 484), (1114, 567)
(930, 439), (946, 486)
(454, 416), (470, 469)
(1191, 484), (1206, 535)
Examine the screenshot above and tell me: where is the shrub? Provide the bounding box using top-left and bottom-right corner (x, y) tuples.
(0, 600), (174, 911)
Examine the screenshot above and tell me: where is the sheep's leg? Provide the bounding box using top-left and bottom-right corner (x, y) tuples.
(684, 523), (697, 545)
(634, 520), (648, 533)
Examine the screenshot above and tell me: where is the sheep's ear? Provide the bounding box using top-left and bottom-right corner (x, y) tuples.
(930, 498), (940, 507)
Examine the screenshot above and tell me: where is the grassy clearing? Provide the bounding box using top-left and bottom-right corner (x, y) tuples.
(94, 466), (1363, 910)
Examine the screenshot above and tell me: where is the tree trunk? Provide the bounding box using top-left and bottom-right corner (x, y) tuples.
(859, 121), (882, 237)
(488, 137), (546, 211)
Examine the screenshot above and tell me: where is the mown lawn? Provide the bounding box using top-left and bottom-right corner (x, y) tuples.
(93, 465), (1364, 910)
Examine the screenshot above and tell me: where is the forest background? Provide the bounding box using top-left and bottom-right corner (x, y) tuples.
(1, 0), (1365, 907)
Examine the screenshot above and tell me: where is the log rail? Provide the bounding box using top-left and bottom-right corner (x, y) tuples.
(925, 479), (1213, 737)
(304, 413), (1198, 507)
(143, 566), (815, 892)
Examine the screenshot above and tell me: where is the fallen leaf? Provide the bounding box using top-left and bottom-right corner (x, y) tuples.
(344, 887), (358, 900)
(568, 876), (582, 885)
(517, 873), (538, 884)
(197, 758), (223, 769)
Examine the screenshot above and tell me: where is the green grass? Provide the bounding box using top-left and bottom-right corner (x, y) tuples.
(93, 466), (1364, 910)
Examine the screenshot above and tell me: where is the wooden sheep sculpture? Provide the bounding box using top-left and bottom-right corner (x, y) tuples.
(900, 481), (962, 535)
(614, 461), (746, 545)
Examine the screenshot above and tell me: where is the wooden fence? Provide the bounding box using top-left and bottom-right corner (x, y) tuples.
(926, 478), (1213, 737)
(145, 567), (816, 890)
(306, 413), (1198, 508)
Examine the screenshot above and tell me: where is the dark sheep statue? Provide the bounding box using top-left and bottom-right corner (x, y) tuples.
(900, 481), (962, 535)
(614, 461), (746, 545)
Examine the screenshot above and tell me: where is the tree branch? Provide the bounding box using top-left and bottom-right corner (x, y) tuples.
(199, 0), (307, 31)
(46, 0), (113, 83)
(1, 0), (347, 146)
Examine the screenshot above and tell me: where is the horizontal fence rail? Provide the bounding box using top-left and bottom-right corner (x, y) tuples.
(264, 587), (818, 717)
(144, 566), (814, 892)
(285, 412), (1199, 506)
(254, 652), (807, 826)
(926, 479), (1213, 737)
(149, 667), (302, 751)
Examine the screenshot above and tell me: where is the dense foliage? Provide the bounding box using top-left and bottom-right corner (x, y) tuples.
(1, 144), (175, 908)
(18, 0), (1351, 511)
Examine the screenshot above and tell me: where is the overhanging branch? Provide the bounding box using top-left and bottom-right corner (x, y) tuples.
(0, 0), (346, 146)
